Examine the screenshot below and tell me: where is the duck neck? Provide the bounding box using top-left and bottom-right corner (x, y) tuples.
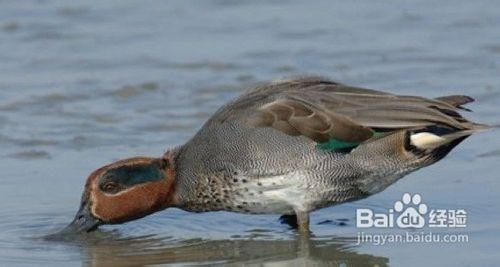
(161, 148), (181, 208)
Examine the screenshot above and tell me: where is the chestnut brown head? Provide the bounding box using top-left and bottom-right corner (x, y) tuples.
(67, 156), (176, 232)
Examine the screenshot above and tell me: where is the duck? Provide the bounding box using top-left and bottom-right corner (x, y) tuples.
(67, 76), (488, 233)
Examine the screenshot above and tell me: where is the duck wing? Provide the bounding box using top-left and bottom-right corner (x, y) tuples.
(212, 76), (485, 148)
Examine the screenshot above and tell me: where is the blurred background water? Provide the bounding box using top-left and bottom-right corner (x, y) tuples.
(0, 0), (499, 266)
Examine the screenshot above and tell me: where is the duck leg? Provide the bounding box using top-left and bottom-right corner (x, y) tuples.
(296, 211), (310, 233)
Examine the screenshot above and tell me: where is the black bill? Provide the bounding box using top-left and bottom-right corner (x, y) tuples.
(64, 201), (101, 233)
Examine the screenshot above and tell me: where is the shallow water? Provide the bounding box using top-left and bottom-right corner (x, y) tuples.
(0, 0), (499, 266)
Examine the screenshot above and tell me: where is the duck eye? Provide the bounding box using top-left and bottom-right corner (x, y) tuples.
(101, 182), (121, 194)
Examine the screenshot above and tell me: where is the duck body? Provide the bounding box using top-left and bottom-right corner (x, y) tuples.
(168, 77), (485, 230)
(68, 76), (487, 233)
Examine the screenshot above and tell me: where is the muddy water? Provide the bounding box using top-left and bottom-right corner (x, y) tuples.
(0, 0), (499, 266)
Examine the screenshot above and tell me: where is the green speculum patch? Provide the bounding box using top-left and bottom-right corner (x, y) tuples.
(103, 164), (164, 187)
(316, 132), (384, 152)
(316, 139), (361, 151)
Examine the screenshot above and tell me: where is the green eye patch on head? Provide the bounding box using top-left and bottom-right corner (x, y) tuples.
(100, 163), (165, 188)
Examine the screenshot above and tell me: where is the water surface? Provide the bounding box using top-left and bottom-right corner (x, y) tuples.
(1, 0), (499, 266)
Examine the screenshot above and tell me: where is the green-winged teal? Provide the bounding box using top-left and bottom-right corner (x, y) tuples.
(68, 77), (487, 233)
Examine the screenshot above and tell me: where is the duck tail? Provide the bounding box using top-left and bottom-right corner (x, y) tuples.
(409, 122), (489, 162)
(410, 130), (470, 150)
(410, 123), (489, 149)
(406, 93), (490, 152)
(461, 122), (491, 131)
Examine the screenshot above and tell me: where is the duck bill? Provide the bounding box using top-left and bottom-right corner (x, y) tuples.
(65, 202), (101, 233)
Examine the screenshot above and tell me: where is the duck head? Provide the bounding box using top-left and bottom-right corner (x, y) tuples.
(67, 155), (176, 232)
